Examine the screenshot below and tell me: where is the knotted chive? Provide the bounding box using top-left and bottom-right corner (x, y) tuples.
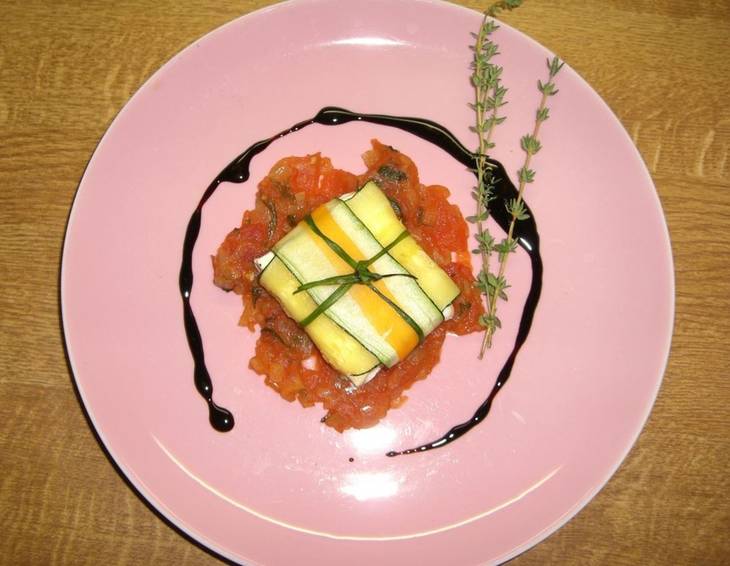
(295, 271), (415, 294)
(297, 217), (422, 340)
(294, 273), (362, 294)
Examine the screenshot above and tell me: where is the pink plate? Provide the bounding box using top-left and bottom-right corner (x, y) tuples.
(61, 0), (674, 564)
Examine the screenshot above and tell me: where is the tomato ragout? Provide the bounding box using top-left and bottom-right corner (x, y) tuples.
(213, 140), (483, 431)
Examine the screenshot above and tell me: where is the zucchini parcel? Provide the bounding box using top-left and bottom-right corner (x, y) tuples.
(255, 181), (460, 386)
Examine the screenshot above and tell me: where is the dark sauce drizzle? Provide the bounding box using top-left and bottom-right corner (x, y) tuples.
(179, 107), (542, 453)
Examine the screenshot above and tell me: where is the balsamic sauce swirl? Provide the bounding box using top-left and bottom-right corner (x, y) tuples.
(179, 107), (542, 454)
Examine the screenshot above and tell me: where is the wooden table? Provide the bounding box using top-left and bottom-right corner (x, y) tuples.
(2, 1), (728, 564)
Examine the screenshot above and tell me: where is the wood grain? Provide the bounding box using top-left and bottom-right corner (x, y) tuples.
(1, 1), (728, 564)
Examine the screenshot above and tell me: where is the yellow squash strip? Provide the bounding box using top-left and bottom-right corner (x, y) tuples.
(344, 181), (460, 311)
(309, 205), (419, 360)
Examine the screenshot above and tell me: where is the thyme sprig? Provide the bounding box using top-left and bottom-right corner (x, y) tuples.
(469, 1), (522, 357)
(469, 2), (563, 358)
(480, 55), (564, 353)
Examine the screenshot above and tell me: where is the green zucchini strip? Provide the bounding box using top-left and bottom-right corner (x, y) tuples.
(361, 229), (411, 267)
(299, 282), (354, 328)
(304, 215), (358, 270)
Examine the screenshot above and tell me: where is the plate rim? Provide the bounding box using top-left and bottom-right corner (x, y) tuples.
(59, 0), (675, 564)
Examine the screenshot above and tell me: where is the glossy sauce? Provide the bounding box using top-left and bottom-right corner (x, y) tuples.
(179, 107), (542, 454)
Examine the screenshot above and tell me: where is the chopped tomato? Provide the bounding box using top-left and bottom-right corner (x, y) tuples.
(213, 141), (483, 430)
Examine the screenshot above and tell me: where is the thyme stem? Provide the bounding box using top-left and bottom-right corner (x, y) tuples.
(469, 2), (563, 360)
(473, 12), (497, 316)
(479, 95), (545, 353)
(480, 56), (563, 355)
(470, 1), (522, 360)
